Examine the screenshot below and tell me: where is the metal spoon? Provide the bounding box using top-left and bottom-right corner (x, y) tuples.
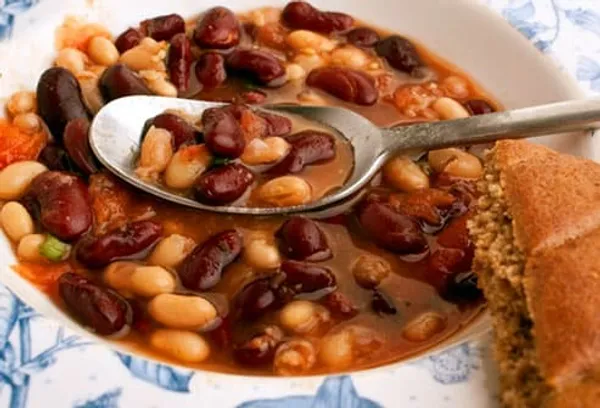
(90, 96), (600, 216)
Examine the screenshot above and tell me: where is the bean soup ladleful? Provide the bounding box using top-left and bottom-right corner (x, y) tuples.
(0, 2), (497, 375)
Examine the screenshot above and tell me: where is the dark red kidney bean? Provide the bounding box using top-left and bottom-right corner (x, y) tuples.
(375, 35), (423, 75)
(76, 220), (163, 268)
(371, 290), (397, 315)
(437, 214), (471, 252)
(195, 163), (254, 204)
(202, 108), (245, 158)
(269, 130), (335, 174)
(277, 217), (332, 261)
(193, 6), (241, 49)
(37, 67), (89, 141)
(358, 202), (428, 254)
(22, 171), (92, 241)
(259, 111), (292, 137)
(233, 326), (283, 366)
(167, 33), (192, 93)
(282, 1), (354, 34)
(281, 260), (336, 295)
(463, 99), (495, 116)
(177, 229), (242, 291)
(114, 27), (143, 53)
(63, 118), (99, 176)
(226, 49), (286, 87)
(424, 247), (475, 300)
(209, 103), (247, 121)
(239, 90), (267, 105)
(208, 316), (233, 350)
(129, 298), (153, 335)
(195, 52), (227, 89)
(99, 64), (152, 102)
(346, 27), (380, 48)
(59, 272), (131, 336)
(444, 271), (482, 302)
(140, 13), (185, 42)
(306, 67), (378, 105)
(38, 144), (75, 172)
(321, 291), (358, 318)
(146, 113), (200, 150)
(235, 277), (279, 320)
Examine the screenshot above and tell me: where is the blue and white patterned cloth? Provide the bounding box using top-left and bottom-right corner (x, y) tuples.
(0, 0), (599, 407)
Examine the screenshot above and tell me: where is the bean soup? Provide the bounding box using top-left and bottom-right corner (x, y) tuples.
(0, 1), (497, 376)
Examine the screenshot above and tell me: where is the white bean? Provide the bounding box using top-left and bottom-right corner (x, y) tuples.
(164, 145), (211, 189)
(240, 137), (290, 166)
(148, 294), (217, 329)
(428, 148), (483, 178)
(1, 202), (34, 242)
(140, 70), (178, 97)
(7, 91), (36, 116)
(286, 63), (306, 81)
(330, 46), (369, 69)
(103, 261), (137, 295)
(13, 113), (41, 134)
(55, 48), (87, 74)
(77, 71), (104, 114)
(258, 176), (312, 207)
(0, 161), (48, 200)
(280, 300), (329, 334)
(119, 44), (165, 72)
(432, 97), (470, 120)
(136, 127), (173, 180)
(293, 53), (324, 72)
(244, 238), (281, 269)
(441, 76), (470, 99)
(150, 329), (211, 363)
(274, 339), (316, 375)
(383, 156), (429, 192)
(286, 30), (336, 52)
(87, 36), (119, 66)
(129, 266), (176, 297)
(17, 234), (46, 263)
(352, 254), (391, 289)
(148, 234), (196, 269)
(319, 325), (383, 368)
(402, 312), (447, 342)
(318, 329), (353, 368)
(249, 7), (281, 26)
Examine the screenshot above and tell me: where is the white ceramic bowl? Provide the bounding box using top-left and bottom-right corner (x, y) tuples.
(0, 0), (592, 393)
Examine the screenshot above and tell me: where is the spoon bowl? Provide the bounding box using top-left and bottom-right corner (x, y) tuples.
(90, 96), (386, 216)
(90, 96), (600, 216)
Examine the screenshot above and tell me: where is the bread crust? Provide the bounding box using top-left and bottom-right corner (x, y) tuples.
(525, 228), (600, 386)
(543, 378), (600, 408)
(476, 140), (600, 406)
(496, 140), (600, 256)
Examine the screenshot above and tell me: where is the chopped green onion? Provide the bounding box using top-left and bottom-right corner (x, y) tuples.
(242, 79), (259, 90)
(212, 157), (230, 167)
(39, 235), (70, 262)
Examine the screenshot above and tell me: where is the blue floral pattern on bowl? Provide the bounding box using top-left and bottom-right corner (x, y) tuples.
(0, 0), (38, 40)
(0, 0), (599, 406)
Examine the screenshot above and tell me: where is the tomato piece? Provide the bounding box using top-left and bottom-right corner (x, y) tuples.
(13, 262), (70, 291)
(0, 120), (47, 170)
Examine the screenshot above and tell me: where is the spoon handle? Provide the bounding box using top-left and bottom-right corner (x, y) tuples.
(380, 99), (600, 158)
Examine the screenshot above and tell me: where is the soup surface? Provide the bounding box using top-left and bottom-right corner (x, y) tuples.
(0, 1), (497, 375)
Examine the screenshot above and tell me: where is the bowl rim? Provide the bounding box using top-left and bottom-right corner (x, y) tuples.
(0, 0), (590, 383)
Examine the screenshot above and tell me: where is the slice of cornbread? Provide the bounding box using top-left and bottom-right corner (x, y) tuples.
(469, 140), (600, 407)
